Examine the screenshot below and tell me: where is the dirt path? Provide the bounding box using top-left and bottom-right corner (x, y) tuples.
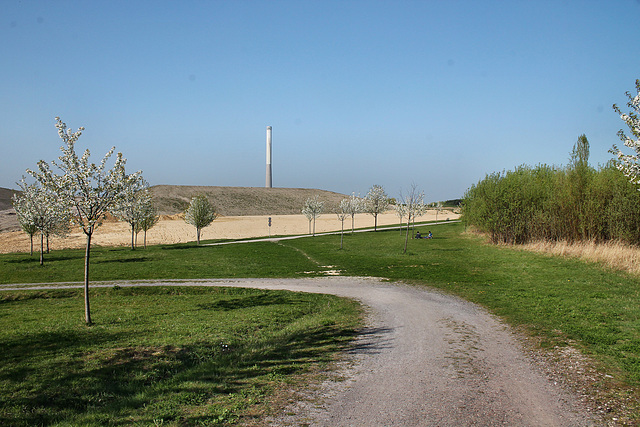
(4, 277), (598, 425)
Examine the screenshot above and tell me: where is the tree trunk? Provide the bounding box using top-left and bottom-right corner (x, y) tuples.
(30, 234), (33, 256)
(196, 228), (201, 245)
(130, 223), (135, 249)
(340, 220), (344, 249)
(144, 230), (147, 249)
(403, 214), (411, 254)
(374, 213), (378, 231)
(46, 234), (50, 253)
(313, 218), (316, 236)
(40, 232), (44, 265)
(351, 215), (355, 233)
(84, 231), (93, 325)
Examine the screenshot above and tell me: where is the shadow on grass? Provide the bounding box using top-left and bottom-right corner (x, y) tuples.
(0, 328), (135, 425)
(0, 293), (363, 426)
(1, 322), (363, 425)
(3, 254), (82, 264)
(160, 244), (199, 251)
(94, 257), (149, 264)
(197, 293), (296, 311)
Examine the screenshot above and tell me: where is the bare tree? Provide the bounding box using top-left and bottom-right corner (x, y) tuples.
(394, 203), (407, 234)
(435, 201), (443, 222)
(336, 198), (350, 249)
(400, 184), (424, 253)
(302, 195), (324, 236)
(364, 184), (389, 231)
(28, 117), (143, 324)
(184, 195), (217, 244)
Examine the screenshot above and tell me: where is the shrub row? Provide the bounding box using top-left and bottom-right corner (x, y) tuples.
(463, 156), (640, 245)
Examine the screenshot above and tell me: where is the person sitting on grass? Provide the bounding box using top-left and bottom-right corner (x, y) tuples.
(415, 231), (422, 239)
(427, 231), (433, 239)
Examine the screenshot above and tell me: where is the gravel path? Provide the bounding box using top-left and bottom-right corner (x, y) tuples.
(214, 277), (598, 426)
(3, 277), (598, 426)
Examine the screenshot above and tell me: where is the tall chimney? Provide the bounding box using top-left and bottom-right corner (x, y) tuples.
(265, 126), (272, 188)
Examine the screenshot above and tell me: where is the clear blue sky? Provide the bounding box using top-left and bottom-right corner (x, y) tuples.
(2, 0), (640, 202)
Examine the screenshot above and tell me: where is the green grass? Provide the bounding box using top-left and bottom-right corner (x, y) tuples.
(0, 240), (320, 284)
(0, 286), (361, 426)
(286, 224), (640, 383)
(3, 221), (640, 422)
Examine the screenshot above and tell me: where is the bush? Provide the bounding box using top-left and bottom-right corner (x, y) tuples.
(464, 159), (640, 245)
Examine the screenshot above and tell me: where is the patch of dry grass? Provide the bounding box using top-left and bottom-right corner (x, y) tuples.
(520, 240), (640, 276)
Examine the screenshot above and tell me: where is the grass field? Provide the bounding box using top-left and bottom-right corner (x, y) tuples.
(0, 286), (361, 425)
(2, 221), (640, 423)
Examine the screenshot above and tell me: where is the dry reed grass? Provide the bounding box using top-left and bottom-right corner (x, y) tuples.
(465, 226), (640, 275)
(520, 239), (640, 276)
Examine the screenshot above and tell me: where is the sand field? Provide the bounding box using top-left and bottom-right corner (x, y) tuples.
(0, 210), (459, 254)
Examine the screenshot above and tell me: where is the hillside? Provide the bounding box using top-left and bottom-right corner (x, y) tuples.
(0, 187), (18, 211)
(0, 186), (350, 232)
(150, 185), (349, 216)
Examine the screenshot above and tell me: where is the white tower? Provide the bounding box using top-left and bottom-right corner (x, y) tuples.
(265, 126), (272, 188)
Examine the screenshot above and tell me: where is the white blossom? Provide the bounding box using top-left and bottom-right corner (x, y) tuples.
(302, 195), (324, 236)
(26, 117), (143, 324)
(364, 184), (389, 231)
(13, 177), (70, 264)
(611, 79), (640, 186)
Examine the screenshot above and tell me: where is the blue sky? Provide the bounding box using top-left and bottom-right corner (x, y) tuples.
(2, 0), (640, 202)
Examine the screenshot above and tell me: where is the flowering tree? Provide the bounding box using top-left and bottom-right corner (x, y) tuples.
(364, 184), (389, 231)
(336, 198), (350, 249)
(13, 178), (70, 265)
(113, 181), (151, 249)
(302, 195), (324, 236)
(612, 79), (640, 185)
(28, 117), (143, 324)
(184, 195), (217, 244)
(13, 193), (38, 256)
(346, 193), (363, 233)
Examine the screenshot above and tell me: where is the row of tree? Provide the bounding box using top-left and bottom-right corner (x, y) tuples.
(302, 185), (389, 237)
(303, 184), (446, 253)
(463, 80), (640, 245)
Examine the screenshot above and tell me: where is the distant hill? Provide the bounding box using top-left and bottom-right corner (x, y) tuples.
(0, 187), (20, 233)
(0, 185), (350, 232)
(150, 185), (349, 216)
(0, 187), (18, 211)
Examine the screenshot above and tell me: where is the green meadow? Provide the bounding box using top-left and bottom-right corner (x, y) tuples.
(2, 221), (640, 424)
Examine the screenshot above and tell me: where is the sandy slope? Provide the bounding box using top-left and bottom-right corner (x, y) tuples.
(0, 210), (459, 254)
